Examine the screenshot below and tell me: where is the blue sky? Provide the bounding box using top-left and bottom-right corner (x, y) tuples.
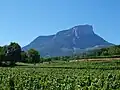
(0, 0), (120, 46)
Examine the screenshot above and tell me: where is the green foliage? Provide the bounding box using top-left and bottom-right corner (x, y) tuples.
(27, 49), (40, 64)
(0, 60), (120, 89)
(71, 45), (120, 60)
(0, 42), (41, 66)
(0, 42), (21, 66)
(21, 51), (28, 63)
(7, 42), (21, 62)
(92, 45), (120, 57)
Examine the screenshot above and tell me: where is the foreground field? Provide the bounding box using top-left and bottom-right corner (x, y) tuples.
(0, 60), (120, 90)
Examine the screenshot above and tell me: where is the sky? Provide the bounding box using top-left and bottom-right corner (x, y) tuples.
(0, 0), (120, 47)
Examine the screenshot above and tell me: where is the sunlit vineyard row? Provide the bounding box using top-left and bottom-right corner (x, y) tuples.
(0, 60), (120, 90)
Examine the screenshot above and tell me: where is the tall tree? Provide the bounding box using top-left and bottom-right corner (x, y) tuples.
(5, 42), (21, 65)
(27, 49), (40, 64)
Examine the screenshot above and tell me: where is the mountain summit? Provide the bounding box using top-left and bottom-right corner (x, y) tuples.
(71, 25), (94, 35)
(23, 25), (113, 57)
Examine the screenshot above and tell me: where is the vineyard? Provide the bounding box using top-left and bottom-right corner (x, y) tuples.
(0, 60), (120, 90)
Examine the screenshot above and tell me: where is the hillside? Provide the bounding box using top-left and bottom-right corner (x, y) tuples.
(23, 25), (113, 57)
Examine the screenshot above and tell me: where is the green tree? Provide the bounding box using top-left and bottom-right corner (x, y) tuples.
(0, 46), (5, 64)
(27, 49), (40, 64)
(5, 42), (21, 65)
(21, 51), (28, 63)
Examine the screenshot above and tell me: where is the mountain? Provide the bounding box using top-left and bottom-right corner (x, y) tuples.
(23, 25), (113, 57)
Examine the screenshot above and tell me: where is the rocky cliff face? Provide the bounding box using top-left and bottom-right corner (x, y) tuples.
(23, 25), (113, 57)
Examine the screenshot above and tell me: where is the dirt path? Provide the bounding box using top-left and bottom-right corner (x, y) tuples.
(70, 58), (120, 62)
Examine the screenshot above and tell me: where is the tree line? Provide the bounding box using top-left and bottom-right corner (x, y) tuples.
(86, 45), (120, 58)
(0, 42), (40, 66)
(0, 42), (71, 66)
(0, 42), (120, 66)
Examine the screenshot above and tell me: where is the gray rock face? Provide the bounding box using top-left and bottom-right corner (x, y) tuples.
(23, 25), (113, 57)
